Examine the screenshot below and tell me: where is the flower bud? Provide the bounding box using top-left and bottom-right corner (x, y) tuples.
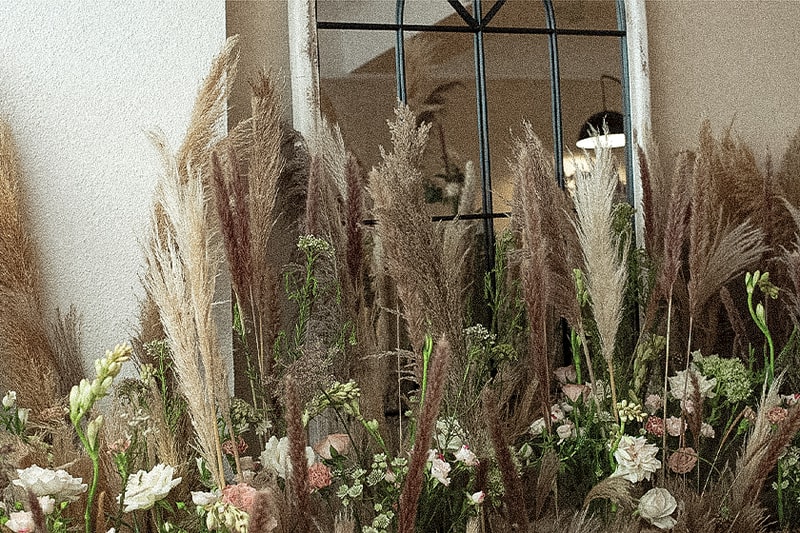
(87, 415), (104, 450)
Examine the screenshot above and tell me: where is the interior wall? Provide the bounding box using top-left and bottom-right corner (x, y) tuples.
(0, 2), (227, 372)
(647, 0), (800, 168)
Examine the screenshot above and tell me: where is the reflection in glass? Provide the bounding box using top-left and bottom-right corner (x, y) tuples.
(316, 0), (396, 24)
(317, 29), (397, 170)
(557, 35), (626, 198)
(403, 31), (479, 218)
(484, 33), (553, 214)
(552, 0), (619, 30)
(482, 0), (546, 28)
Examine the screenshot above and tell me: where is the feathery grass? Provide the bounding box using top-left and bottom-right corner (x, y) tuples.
(0, 118), (60, 414)
(572, 144), (627, 421)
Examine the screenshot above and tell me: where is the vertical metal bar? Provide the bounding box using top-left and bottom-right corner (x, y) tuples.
(396, 0), (407, 103)
(616, 0), (635, 214)
(473, 0), (496, 275)
(543, 0), (565, 188)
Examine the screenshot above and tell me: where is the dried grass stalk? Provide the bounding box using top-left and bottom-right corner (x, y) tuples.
(285, 377), (310, 532)
(486, 389), (529, 531)
(510, 123), (581, 427)
(687, 123), (768, 324)
(0, 118), (60, 413)
(581, 476), (635, 513)
(572, 144), (627, 419)
(175, 36), (239, 180)
(371, 105), (465, 370)
(142, 37), (239, 489)
(778, 127), (800, 206)
(51, 306), (85, 398)
(144, 156), (228, 489)
(248, 73), (286, 384)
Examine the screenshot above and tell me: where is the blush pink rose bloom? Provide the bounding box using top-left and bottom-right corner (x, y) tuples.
(222, 483), (257, 513)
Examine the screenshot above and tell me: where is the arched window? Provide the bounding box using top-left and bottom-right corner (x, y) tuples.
(289, 0), (651, 265)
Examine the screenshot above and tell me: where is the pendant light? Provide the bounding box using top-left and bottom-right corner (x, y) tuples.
(576, 75), (625, 150)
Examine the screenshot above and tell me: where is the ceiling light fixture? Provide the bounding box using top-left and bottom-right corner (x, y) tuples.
(576, 75), (625, 150)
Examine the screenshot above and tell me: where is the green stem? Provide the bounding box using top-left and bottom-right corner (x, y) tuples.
(778, 460), (785, 527)
(73, 423), (99, 533)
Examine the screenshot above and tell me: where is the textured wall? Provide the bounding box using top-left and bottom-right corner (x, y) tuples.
(647, 0), (800, 165)
(0, 2), (227, 372)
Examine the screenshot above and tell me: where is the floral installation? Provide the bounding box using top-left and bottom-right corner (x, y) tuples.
(4, 37), (800, 533)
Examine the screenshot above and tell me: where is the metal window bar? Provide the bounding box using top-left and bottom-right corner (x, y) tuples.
(315, 0), (634, 255)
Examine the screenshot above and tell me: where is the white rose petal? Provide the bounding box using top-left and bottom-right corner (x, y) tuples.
(191, 489), (221, 506)
(638, 487), (678, 530)
(529, 418), (546, 437)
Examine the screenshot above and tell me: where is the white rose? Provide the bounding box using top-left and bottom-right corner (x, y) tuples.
(13, 465), (87, 502)
(5, 511), (34, 533)
(638, 487), (677, 530)
(119, 464), (181, 512)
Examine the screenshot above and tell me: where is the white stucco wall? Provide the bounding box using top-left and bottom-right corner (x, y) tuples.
(0, 2), (227, 372)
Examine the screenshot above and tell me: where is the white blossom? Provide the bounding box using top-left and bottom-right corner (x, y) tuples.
(259, 436), (315, 480)
(427, 450), (451, 486)
(13, 465), (87, 502)
(37, 495), (55, 515)
(3, 390), (17, 408)
(119, 464), (181, 512)
(454, 445), (479, 466)
(5, 511), (34, 533)
(611, 435), (661, 483)
(668, 366), (716, 402)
